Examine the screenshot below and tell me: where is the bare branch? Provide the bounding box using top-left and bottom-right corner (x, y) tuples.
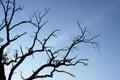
(33, 68), (55, 79)
(0, 0), (6, 14)
(0, 0), (99, 80)
(0, 19), (5, 31)
(32, 29), (60, 53)
(20, 71), (25, 80)
(9, 21), (31, 30)
(56, 69), (75, 77)
(10, 32), (27, 42)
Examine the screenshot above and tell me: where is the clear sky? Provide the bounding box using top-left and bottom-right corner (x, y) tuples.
(1, 0), (120, 80)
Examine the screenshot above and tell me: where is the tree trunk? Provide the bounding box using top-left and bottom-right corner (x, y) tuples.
(0, 63), (6, 80)
(0, 49), (6, 80)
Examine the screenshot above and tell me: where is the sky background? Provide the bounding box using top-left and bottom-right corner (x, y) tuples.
(0, 0), (120, 80)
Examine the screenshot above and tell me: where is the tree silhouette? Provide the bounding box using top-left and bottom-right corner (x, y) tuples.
(0, 0), (99, 80)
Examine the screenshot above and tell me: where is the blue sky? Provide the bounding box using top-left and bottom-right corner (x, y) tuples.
(1, 0), (120, 80)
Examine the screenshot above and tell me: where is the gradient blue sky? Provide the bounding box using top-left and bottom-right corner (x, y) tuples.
(1, 0), (120, 80)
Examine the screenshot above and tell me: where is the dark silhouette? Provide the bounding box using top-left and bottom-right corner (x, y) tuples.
(0, 0), (99, 80)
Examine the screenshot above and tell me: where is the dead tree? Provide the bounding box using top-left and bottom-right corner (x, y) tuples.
(0, 0), (99, 80)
